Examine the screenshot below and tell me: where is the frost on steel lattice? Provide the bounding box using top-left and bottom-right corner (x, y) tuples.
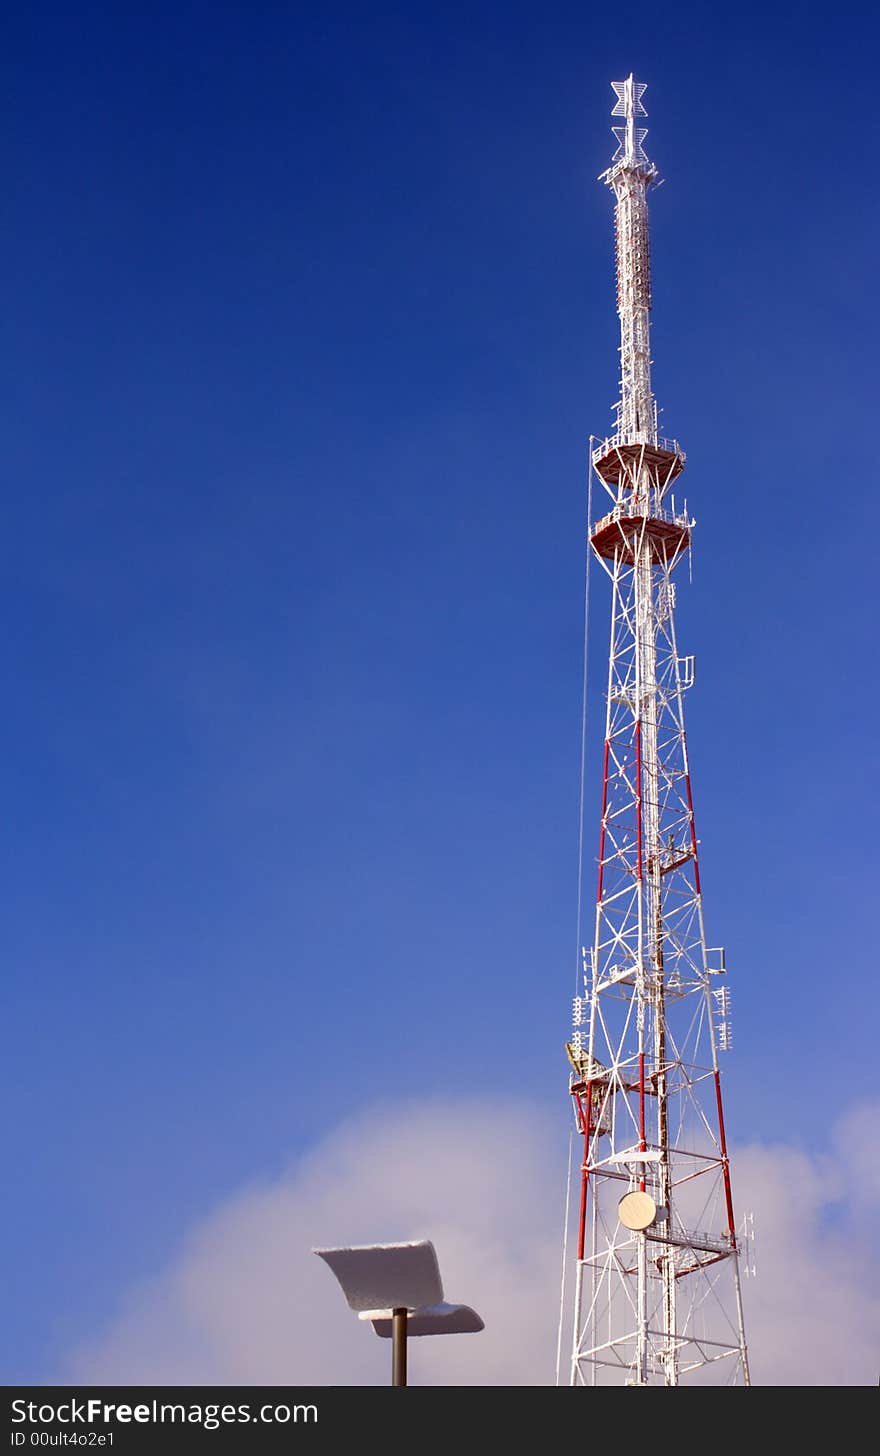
(560, 77), (751, 1388)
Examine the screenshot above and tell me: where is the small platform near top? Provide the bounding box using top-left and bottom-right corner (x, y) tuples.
(592, 434), (685, 486)
(590, 511), (691, 564)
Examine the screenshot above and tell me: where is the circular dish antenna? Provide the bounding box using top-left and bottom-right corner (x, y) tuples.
(618, 1190), (657, 1231)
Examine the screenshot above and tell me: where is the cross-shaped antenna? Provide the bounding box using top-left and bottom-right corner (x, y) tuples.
(609, 74), (650, 167)
(611, 75), (647, 119)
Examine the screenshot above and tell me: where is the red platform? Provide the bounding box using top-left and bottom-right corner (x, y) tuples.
(592, 437), (685, 487)
(590, 511), (691, 564)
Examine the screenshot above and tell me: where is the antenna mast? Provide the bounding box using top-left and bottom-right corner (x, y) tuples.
(561, 77), (751, 1386)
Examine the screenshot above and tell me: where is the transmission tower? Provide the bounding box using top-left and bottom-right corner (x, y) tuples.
(562, 77), (751, 1387)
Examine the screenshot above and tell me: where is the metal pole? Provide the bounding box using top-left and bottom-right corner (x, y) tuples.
(391, 1308), (408, 1386)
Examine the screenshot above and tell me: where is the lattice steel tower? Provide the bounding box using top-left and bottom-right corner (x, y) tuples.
(562, 77), (751, 1386)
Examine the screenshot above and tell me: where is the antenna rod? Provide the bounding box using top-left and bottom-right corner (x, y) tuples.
(603, 73), (658, 455)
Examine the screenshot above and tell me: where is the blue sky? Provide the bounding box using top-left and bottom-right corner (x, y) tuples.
(1, 1), (876, 1381)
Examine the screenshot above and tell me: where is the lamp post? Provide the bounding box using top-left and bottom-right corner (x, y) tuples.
(313, 1239), (484, 1386)
(392, 1309), (407, 1387)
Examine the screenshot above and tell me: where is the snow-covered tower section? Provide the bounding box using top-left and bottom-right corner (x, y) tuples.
(606, 75), (658, 444)
(559, 78), (752, 1387)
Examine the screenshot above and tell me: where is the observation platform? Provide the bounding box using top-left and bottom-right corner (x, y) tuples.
(591, 432), (685, 487)
(590, 504), (692, 564)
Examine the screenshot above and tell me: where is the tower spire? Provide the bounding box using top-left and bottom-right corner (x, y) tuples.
(559, 79), (751, 1387)
(602, 75), (659, 451)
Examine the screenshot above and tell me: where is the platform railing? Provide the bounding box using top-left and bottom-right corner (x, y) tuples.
(591, 500), (693, 536)
(591, 432), (685, 464)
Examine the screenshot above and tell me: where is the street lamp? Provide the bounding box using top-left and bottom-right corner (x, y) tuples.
(313, 1239), (484, 1386)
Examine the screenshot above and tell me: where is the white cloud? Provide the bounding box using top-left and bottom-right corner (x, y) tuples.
(68, 1097), (880, 1386)
(734, 1105), (880, 1385)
